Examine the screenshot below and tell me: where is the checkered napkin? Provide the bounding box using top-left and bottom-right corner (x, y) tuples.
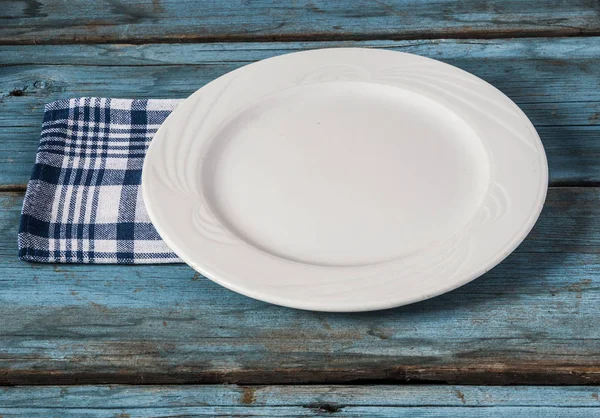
(18, 98), (184, 263)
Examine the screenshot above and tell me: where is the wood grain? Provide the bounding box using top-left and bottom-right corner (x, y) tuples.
(1, 188), (599, 385)
(2, 0), (600, 44)
(1, 385), (600, 417)
(1, 38), (600, 187)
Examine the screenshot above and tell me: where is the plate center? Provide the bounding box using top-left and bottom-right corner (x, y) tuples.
(205, 82), (490, 266)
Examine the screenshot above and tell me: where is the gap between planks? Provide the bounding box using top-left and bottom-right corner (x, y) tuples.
(2, 365), (600, 386)
(3, 29), (600, 46)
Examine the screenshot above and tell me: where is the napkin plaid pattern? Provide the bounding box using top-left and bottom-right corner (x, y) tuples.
(19, 98), (184, 263)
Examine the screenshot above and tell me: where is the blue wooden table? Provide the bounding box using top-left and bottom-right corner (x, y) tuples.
(2, 1), (600, 416)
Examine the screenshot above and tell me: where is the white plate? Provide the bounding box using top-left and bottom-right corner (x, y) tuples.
(142, 48), (548, 312)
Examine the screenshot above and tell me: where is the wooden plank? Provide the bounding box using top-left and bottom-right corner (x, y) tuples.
(1, 38), (600, 187)
(1, 187), (600, 385)
(2, 0), (600, 45)
(1, 385), (600, 417)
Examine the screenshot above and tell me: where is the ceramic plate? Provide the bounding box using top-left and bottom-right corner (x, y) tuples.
(142, 48), (548, 312)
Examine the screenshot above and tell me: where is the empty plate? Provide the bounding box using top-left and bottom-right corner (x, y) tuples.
(142, 48), (548, 312)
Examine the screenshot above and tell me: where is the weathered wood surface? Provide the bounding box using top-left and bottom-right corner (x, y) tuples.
(2, 0), (600, 44)
(1, 187), (599, 385)
(1, 385), (599, 417)
(2, 38), (600, 187)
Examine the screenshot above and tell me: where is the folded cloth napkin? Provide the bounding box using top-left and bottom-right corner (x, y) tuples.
(19, 98), (184, 263)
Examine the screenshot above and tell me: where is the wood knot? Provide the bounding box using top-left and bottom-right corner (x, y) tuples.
(240, 386), (256, 404)
(8, 88), (26, 97)
(305, 403), (344, 413)
(456, 389), (466, 404)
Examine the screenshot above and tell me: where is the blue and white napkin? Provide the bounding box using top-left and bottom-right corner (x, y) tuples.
(19, 98), (184, 263)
